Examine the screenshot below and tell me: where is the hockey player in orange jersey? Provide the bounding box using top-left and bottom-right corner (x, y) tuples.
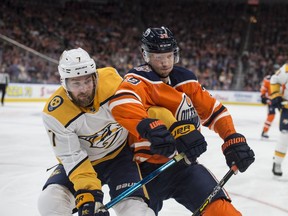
(109, 27), (255, 215)
(260, 74), (277, 138)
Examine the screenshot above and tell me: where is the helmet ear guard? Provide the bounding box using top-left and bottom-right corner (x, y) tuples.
(142, 49), (150, 63)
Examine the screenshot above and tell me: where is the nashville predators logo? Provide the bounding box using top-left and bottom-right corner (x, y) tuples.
(79, 123), (124, 148)
(48, 96), (63, 112)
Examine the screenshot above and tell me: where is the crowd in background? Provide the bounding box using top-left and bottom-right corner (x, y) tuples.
(0, 0), (288, 91)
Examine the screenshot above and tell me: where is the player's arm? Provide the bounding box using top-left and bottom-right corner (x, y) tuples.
(109, 76), (177, 158)
(42, 113), (106, 215)
(260, 79), (269, 104)
(269, 65), (288, 109)
(179, 81), (255, 172)
(109, 75), (153, 138)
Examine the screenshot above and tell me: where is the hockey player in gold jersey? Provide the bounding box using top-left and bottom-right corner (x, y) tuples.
(38, 48), (155, 216)
(270, 63), (288, 176)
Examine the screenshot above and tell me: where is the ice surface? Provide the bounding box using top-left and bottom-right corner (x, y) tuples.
(1, 102), (287, 215)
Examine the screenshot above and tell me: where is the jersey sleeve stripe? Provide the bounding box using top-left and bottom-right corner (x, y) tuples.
(115, 89), (142, 101)
(109, 98), (142, 110)
(203, 105), (226, 127)
(130, 141), (151, 148)
(209, 112), (231, 131)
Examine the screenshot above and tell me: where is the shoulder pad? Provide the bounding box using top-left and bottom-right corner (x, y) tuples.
(127, 65), (162, 82)
(169, 66), (198, 86)
(97, 67), (123, 104)
(43, 87), (82, 127)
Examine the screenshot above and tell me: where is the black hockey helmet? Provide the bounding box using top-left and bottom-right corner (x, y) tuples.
(141, 26), (179, 63)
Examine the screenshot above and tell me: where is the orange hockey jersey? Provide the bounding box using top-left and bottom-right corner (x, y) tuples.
(260, 75), (272, 98)
(109, 64), (236, 164)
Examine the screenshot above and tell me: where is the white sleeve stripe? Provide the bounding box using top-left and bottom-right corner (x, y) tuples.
(173, 79), (198, 88)
(115, 89), (142, 102)
(130, 141), (151, 148)
(201, 100), (221, 125)
(210, 111), (230, 131)
(109, 98), (142, 110)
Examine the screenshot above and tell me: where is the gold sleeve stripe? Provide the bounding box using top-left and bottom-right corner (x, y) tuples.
(69, 157), (101, 191)
(270, 83), (281, 95)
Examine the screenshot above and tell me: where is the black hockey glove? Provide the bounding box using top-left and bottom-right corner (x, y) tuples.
(137, 118), (176, 157)
(222, 133), (255, 173)
(75, 189), (109, 216)
(260, 95), (267, 105)
(270, 92), (283, 110)
(169, 120), (207, 164)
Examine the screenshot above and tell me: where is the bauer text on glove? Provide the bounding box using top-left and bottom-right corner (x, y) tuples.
(137, 118), (176, 157)
(222, 133), (255, 172)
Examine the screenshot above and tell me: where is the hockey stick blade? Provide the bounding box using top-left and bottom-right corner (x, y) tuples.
(192, 165), (238, 216)
(103, 153), (185, 210)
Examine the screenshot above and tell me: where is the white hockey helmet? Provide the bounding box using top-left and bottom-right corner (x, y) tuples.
(58, 47), (96, 89)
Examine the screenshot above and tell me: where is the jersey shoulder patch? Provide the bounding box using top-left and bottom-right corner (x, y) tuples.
(43, 87), (82, 126)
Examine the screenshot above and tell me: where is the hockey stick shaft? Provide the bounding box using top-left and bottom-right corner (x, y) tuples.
(192, 165), (238, 216)
(104, 153), (185, 209)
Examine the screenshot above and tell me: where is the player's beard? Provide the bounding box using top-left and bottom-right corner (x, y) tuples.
(74, 93), (94, 107)
(70, 89), (95, 108)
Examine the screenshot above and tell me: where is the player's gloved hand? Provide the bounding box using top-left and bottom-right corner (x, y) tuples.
(270, 92), (283, 110)
(75, 189), (109, 216)
(222, 133), (255, 172)
(261, 95), (267, 105)
(137, 118), (176, 157)
(169, 120), (207, 164)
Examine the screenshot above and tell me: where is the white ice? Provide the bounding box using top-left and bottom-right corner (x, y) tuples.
(0, 102), (288, 216)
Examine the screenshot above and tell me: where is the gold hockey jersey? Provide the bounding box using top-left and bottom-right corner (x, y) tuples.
(42, 67), (127, 192)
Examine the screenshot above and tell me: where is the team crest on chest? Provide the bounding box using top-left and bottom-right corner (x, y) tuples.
(48, 96), (63, 112)
(79, 122), (124, 149)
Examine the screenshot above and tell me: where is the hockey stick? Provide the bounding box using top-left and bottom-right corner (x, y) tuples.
(192, 165), (238, 216)
(103, 152), (185, 210)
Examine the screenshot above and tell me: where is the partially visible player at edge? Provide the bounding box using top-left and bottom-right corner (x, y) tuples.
(109, 26), (255, 215)
(270, 63), (288, 176)
(260, 74), (277, 138)
(38, 48), (155, 216)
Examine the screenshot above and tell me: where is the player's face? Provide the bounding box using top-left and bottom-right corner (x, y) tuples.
(66, 74), (95, 107)
(149, 52), (174, 78)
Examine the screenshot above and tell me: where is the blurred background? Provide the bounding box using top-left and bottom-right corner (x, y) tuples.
(1, 0), (287, 91)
